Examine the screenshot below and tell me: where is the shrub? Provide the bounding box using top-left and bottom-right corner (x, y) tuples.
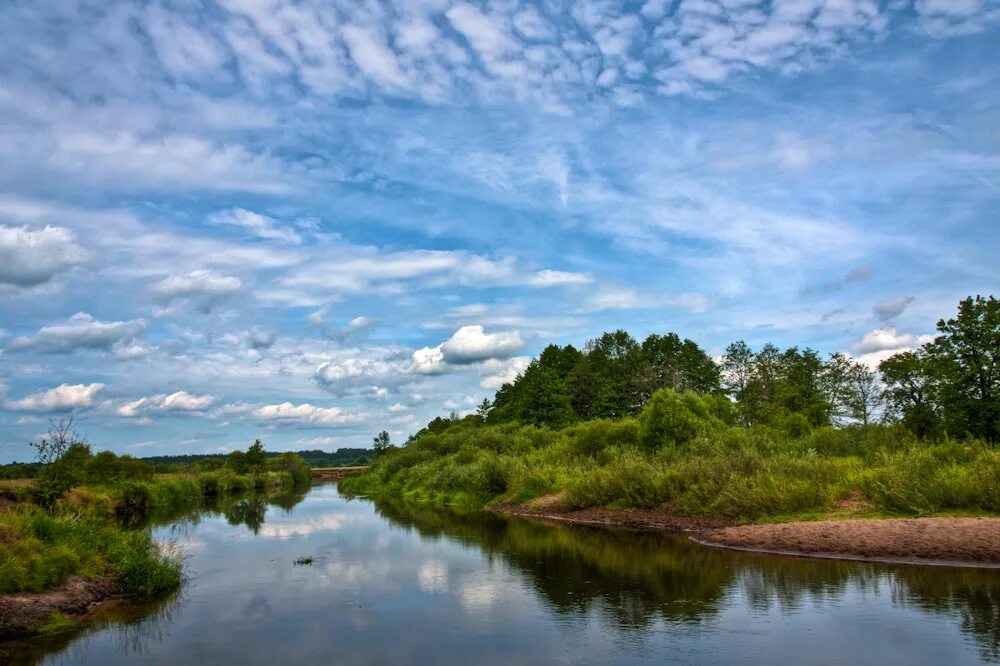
(565, 419), (640, 457)
(639, 389), (718, 449)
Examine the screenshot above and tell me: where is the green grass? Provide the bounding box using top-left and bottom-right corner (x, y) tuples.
(39, 611), (76, 635)
(342, 413), (1000, 522)
(0, 504), (181, 599)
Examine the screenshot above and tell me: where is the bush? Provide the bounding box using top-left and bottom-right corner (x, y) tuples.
(565, 419), (640, 457)
(639, 389), (719, 449)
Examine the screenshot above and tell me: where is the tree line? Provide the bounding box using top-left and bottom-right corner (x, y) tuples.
(442, 295), (1000, 443)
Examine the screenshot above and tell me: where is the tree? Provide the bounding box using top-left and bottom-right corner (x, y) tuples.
(926, 295), (1000, 441)
(245, 439), (267, 482)
(30, 417), (90, 505)
(824, 353), (883, 426)
(373, 430), (392, 455)
(880, 350), (941, 438)
(476, 398), (492, 422)
(722, 341), (755, 398)
(849, 362), (883, 426)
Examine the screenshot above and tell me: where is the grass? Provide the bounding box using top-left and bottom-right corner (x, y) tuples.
(0, 465), (310, 608)
(0, 504), (181, 598)
(342, 409), (1000, 522)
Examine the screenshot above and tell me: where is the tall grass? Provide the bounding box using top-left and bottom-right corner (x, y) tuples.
(0, 504), (181, 598)
(343, 389), (1000, 521)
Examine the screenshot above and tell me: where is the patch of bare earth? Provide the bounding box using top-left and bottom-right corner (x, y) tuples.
(488, 497), (732, 532)
(0, 576), (118, 640)
(696, 517), (1000, 568)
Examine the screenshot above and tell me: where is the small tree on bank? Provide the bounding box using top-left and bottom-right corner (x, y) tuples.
(373, 430), (391, 456)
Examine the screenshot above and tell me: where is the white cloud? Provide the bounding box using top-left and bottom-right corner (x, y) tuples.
(387, 402), (408, 413)
(0, 225), (87, 288)
(8, 313), (146, 353)
(411, 345), (447, 375)
(326, 316), (380, 344)
(478, 356), (531, 390)
(208, 208), (302, 244)
(527, 269), (592, 287)
(153, 270), (243, 299)
(851, 328), (934, 355)
(439, 325), (524, 364)
(251, 402), (361, 426)
(342, 24), (409, 88)
(583, 287), (709, 313)
(152, 270), (243, 312)
(7, 383), (105, 411)
(117, 391), (215, 418)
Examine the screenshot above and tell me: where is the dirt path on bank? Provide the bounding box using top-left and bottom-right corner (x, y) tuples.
(0, 577), (119, 640)
(491, 497), (1000, 568)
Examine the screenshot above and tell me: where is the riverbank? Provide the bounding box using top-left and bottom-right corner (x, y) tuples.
(488, 497), (1000, 568)
(0, 576), (119, 640)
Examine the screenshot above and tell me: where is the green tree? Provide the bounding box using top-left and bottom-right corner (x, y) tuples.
(925, 295), (1000, 441)
(30, 417), (90, 506)
(637, 333), (721, 401)
(879, 350), (941, 438)
(373, 430), (392, 455)
(245, 439), (268, 482)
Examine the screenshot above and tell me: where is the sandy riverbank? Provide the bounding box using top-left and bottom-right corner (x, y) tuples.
(491, 497), (1000, 568)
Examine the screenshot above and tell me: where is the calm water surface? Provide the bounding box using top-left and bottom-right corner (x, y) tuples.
(10, 482), (1000, 665)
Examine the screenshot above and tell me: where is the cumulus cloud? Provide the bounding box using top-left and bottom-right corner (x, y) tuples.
(0, 225), (87, 288)
(874, 296), (915, 321)
(251, 402), (361, 426)
(439, 325), (524, 364)
(478, 356), (531, 390)
(6, 383), (105, 411)
(411, 345), (447, 375)
(208, 208), (302, 244)
(8, 313), (146, 354)
(117, 391), (215, 418)
(851, 328), (934, 355)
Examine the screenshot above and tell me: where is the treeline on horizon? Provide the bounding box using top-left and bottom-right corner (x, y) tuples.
(346, 295), (1000, 519)
(0, 447), (371, 480)
(409, 294), (998, 444)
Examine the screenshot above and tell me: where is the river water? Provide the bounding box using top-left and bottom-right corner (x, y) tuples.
(12, 482), (1000, 665)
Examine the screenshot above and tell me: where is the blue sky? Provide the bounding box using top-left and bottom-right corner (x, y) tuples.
(0, 0), (997, 461)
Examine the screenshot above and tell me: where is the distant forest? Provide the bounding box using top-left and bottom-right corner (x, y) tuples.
(1, 447), (371, 479)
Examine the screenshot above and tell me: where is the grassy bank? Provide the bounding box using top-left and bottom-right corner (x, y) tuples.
(342, 391), (1000, 522)
(0, 445), (313, 638)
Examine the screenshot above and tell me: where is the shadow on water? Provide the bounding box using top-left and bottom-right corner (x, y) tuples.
(370, 496), (1000, 661)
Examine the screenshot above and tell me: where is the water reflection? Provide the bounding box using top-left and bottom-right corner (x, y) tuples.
(371, 496), (1000, 660)
(5, 483), (998, 665)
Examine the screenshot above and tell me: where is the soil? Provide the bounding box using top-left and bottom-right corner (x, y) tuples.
(695, 517), (1000, 568)
(0, 576), (119, 641)
(491, 497), (1000, 568)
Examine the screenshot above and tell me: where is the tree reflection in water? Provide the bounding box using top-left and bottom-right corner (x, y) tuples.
(372, 496), (1000, 661)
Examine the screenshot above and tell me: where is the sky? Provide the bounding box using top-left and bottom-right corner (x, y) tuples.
(0, 0), (997, 461)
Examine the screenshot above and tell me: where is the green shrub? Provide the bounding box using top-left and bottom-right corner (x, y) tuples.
(565, 419), (640, 457)
(638, 389), (718, 449)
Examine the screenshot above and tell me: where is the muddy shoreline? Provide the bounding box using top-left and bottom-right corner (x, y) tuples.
(0, 576), (120, 641)
(489, 500), (1000, 568)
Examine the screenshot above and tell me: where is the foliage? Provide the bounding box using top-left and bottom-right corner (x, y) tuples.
(880, 295), (1000, 441)
(0, 504), (181, 598)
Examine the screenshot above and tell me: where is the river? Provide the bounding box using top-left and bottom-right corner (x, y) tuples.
(11, 482), (1000, 665)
